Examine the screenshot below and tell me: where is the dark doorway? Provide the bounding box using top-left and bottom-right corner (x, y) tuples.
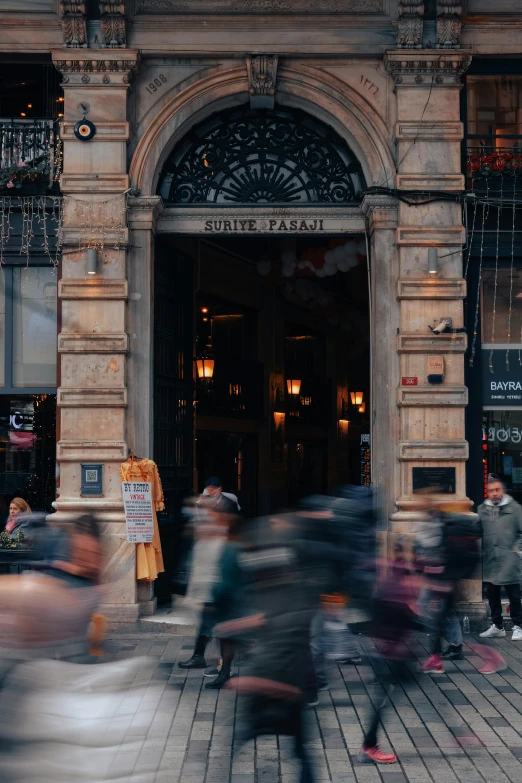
(196, 431), (258, 518)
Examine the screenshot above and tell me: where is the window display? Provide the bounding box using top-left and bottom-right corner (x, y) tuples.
(483, 410), (522, 504)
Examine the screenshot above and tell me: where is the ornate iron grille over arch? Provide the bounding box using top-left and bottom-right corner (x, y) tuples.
(158, 107), (366, 204)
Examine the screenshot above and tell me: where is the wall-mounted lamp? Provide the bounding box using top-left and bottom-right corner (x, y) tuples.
(428, 247), (438, 276)
(338, 418), (349, 437)
(286, 378), (302, 395)
(196, 356), (215, 380)
(86, 247), (98, 275)
(350, 391), (363, 407)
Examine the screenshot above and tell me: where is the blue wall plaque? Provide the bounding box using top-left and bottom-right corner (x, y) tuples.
(81, 463), (103, 496)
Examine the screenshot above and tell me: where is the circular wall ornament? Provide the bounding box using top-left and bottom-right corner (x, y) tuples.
(74, 119), (96, 141)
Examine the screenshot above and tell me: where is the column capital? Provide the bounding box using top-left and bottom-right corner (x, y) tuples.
(361, 193), (398, 231)
(127, 196), (165, 233)
(384, 49), (471, 89)
(52, 49), (140, 86)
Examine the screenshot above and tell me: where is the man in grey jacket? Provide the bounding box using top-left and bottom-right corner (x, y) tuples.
(478, 474), (522, 641)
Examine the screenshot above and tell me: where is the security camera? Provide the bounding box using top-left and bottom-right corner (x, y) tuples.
(428, 318), (452, 335)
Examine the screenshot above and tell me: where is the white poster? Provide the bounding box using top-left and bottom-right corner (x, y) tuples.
(122, 481), (154, 543)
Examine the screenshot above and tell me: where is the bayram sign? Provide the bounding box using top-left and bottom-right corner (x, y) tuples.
(482, 348), (522, 405)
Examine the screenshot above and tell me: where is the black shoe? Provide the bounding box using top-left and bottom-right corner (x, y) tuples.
(339, 657), (362, 665)
(204, 671), (231, 688)
(441, 645), (464, 661)
(178, 655), (206, 669)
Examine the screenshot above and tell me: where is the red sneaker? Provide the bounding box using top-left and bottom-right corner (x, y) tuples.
(419, 654), (444, 674)
(359, 745), (397, 764)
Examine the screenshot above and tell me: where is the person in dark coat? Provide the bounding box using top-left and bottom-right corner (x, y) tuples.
(478, 474), (522, 641)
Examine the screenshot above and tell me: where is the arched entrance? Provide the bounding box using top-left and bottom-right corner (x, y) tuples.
(150, 104), (372, 600)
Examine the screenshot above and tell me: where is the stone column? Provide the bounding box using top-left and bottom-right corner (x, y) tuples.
(52, 50), (140, 623)
(126, 196), (163, 616)
(362, 194), (400, 526)
(384, 52), (483, 619)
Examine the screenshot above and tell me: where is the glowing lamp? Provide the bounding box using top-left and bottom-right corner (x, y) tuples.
(350, 391), (363, 407)
(287, 379), (302, 395)
(196, 357), (214, 380)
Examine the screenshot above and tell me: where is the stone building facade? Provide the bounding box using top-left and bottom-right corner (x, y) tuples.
(1, 1), (522, 621)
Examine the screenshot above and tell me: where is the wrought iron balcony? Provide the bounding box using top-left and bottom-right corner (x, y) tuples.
(0, 119), (61, 193)
(196, 359), (264, 420)
(466, 136), (522, 194)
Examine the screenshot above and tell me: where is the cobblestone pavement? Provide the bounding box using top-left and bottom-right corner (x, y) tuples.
(97, 632), (522, 783)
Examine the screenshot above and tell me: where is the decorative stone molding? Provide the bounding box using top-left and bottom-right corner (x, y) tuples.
(397, 278), (466, 300)
(396, 226), (466, 246)
(58, 388), (128, 407)
(384, 50), (471, 88)
(61, 121), (130, 141)
(396, 0), (424, 50)
(361, 194), (398, 231)
(395, 121), (463, 140)
(396, 173), (465, 191)
(58, 333), (129, 353)
(60, 1), (87, 49)
(127, 196), (165, 232)
(100, 2), (127, 48)
(246, 55), (278, 109)
(59, 279), (129, 300)
(398, 386), (468, 407)
(136, 0), (387, 13)
(397, 333), (467, 353)
(57, 440), (128, 461)
(437, 1), (462, 49)
(52, 50), (139, 86)
(399, 440), (469, 460)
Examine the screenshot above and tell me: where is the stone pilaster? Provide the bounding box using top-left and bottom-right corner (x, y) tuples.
(52, 50), (140, 623)
(361, 194), (400, 525)
(384, 50), (472, 522)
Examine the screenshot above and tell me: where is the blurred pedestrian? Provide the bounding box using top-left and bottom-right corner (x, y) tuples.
(479, 474), (522, 641)
(417, 501), (480, 674)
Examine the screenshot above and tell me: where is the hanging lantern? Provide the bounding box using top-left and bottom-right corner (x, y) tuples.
(350, 391), (363, 407)
(196, 356), (215, 380)
(287, 379), (302, 395)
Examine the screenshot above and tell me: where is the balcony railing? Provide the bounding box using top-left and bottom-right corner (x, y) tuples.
(0, 119), (61, 192)
(466, 135), (522, 194)
(196, 359), (264, 420)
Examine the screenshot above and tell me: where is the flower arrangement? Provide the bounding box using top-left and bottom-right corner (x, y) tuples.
(0, 529), (25, 550)
(468, 151), (522, 176)
(0, 158), (51, 191)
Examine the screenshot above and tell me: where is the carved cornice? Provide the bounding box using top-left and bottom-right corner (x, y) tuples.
(136, 0), (386, 13)
(384, 50), (471, 88)
(436, 1), (462, 49)
(100, 2), (127, 48)
(60, 1), (87, 49)
(52, 50), (140, 85)
(396, 0), (424, 50)
(246, 54), (278, 109)
(127, 195), (165, 232)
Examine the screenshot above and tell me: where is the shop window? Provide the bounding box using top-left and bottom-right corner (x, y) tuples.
(483, 410), (522, 505)
(12, 267), (57, 388)
(0, 265), (57, 393)
(467, 75), (522, 144)
(482, 268), (522, 345)
(0, 394), (56, 518)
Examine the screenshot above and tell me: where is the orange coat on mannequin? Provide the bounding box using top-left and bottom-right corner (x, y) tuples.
(120, 457), (165, 581)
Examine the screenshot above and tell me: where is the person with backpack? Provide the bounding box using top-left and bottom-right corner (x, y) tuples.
(478, 474), (522, 641)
